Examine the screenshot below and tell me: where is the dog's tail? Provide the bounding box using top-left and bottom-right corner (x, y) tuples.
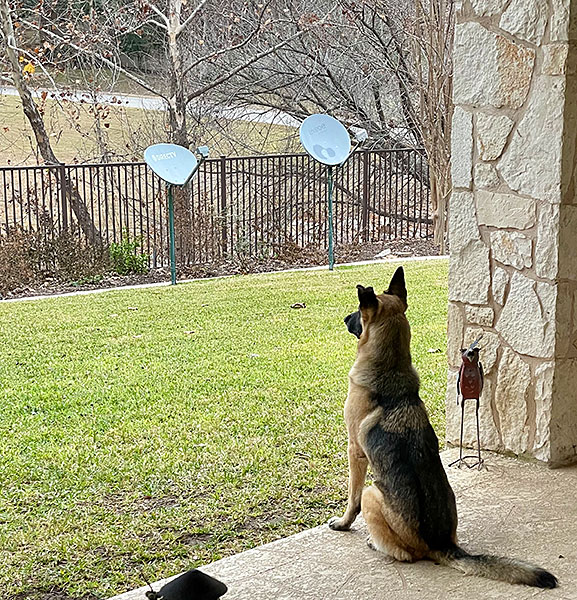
(430, 545), (558, 588)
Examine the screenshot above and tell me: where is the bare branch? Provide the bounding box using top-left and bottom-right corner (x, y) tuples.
(186, 3), (339, 104)
(183, 1), (270, 76)
(177, 0), (210, 36)
(21, 19), (170, 103)
(145, 1), (169, 26)
(148, 19), (169, 30)
(5, 42), (58, 89)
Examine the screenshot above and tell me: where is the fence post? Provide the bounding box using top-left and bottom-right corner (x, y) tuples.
(220, 155), (228, 256)
(361, 150), (370, 242)
(59, 164), (69, 230)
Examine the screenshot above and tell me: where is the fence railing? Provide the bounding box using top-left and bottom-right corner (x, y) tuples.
(0, 149), (431, 270)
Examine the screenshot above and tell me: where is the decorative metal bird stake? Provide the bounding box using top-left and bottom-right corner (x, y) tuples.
(449, 335), (485, 470)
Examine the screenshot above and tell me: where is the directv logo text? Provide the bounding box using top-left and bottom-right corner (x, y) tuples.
(151, 152), (177, 161)
(310, 123), (327, 134)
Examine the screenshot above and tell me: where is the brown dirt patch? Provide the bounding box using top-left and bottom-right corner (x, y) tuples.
(176, 531), (213, 545)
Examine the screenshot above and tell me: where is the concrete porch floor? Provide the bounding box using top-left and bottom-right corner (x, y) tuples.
(112, 449), (577, 600)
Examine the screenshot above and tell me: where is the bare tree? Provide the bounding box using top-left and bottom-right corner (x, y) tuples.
(412, 0), (453, 252)
(6, 0), (340, 258)
(18, 0), (338, 148)
(213, 0), (452, 246)
(0, 0), (101, 240)
(3, 0), (452, 247)
(215, 2), (418, 146)
(206, 0), (430, 203)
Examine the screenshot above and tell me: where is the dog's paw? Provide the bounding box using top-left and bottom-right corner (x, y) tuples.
(366, 539), (396, 563)
(366, 537), (378, 551)
(328, 516), (350, 531)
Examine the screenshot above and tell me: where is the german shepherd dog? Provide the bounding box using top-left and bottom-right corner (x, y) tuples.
(328, 267), (558, 588)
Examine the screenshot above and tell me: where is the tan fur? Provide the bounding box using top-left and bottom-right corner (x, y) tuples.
(328, 382), (371, 530)
(361, 485), (414, 562)
(328, 291), (431, 556)
(328, 270), (558, 589)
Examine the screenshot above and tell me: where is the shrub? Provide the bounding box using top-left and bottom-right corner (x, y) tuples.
(0, 228), (36, 295)
(109, 234), (149, 275)
(31, 223), (110, 281)
(0, 224), (110, 295)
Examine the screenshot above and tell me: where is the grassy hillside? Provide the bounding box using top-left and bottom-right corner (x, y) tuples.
(0, 93), (298, 166)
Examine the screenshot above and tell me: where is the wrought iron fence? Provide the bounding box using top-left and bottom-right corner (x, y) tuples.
(0, 148), (431, 270)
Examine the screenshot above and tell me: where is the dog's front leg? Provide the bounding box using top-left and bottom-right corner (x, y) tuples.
(328, 441), (368, 531)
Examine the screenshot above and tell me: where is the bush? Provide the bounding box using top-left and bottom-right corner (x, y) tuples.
(31, 224), (110, 281)
(0, 228), (36, 295)
(109, 234), (149, 275)
(0, 224), (110, 295)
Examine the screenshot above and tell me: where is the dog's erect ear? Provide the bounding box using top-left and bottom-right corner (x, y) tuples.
(357, 285), (378, 311)
(385, 266), (407, 309)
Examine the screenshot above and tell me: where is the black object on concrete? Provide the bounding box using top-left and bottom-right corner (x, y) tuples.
(145, 569), (228, 600)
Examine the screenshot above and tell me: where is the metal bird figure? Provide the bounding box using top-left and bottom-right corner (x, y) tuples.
(449, 336), (485, 469)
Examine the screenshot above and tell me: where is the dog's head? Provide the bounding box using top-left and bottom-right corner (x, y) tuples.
(344, 266), (408, 339)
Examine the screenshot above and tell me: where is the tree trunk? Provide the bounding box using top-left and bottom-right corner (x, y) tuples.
(165, 0), (193, 262)
(167, 0), (188, 148)
(0, 0), (101, 243)
(412, 0), (453, 253)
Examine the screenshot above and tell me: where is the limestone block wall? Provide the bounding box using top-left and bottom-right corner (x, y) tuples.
(447, 0), (577, 465)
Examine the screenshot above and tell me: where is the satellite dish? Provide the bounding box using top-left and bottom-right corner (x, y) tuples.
(144, 143), (198, 186)
(299, 114), (351, 166)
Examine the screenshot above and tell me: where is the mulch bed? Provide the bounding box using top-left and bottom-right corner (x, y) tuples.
(2, 239), (442, 300)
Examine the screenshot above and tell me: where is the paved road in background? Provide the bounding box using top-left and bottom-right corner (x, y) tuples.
(0, 85), (299, 127)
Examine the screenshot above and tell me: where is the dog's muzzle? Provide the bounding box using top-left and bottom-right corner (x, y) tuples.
(344, 311), (362, 338)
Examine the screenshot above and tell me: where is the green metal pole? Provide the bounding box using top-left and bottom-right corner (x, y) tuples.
(168, 184), (176, 285)
(327, 165), (334, 271)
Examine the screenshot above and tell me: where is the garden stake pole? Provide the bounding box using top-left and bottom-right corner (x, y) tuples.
(300, 115), (367, 272)
(168, 184), (177, 285)
(166, 155), (209, 286)
(144, 144), (209, 287)
(328, 165), (334, 271)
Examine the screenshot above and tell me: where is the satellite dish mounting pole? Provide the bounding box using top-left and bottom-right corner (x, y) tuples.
(144, 144), (209, 286)
(299, 115), (367, 271)
(167, 184), (177, 286)
(182, 152), (209, 188)
(166, 152), (209, 286)
(327, 165), (335, 271)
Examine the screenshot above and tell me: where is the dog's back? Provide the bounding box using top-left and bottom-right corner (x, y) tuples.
(362, 397), (458, 555)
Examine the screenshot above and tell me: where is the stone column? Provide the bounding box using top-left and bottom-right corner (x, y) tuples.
(446, 0), (577, 466)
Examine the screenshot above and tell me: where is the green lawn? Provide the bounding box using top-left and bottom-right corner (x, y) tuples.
(0, 260), (448, 599)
